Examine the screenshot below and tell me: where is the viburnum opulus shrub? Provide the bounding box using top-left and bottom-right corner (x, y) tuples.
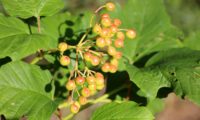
(0, 0), (200, 120)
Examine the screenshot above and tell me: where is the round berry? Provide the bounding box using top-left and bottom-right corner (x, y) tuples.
(84, 52), (92, 61)
(95, 72), (104, 79)
(108, 46), (117, 56)
(91, 55), (100, 66)
(81, 87), (91, 97)
(110, 25), (118, 33)
(96, 84), (105, 90)
(105, 2), (115, 11)
(70, 102), (80, 114)
(86, 76), (96, 84)
(126, 29), (136, 39)
(113, 19), (121, 27)
(96, 37), (106, 48)
(101, 17), (111, 27)
(105, 38), (112, 46)
(100, 28), (110, 38)
(117, 32), (125, 40)
(60, 55), (70, 66)
(88, 84), (97, 91)
(58, 42), (68, 52)
(114, 39), (124, 48)
(75, 76), (85, 85)
(114, 51), (122, 59)
(93, 24), (102, 34)
(66, 80), (76, 90)
(110, 58), (118, 66)
(109, 64), (117, 73)
(101, 13), (110, 19)
(79, 96), (87, 105)
(101, 63), (110, 73)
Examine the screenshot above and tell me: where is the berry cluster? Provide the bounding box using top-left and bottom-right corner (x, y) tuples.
(57, 2), (136, 114)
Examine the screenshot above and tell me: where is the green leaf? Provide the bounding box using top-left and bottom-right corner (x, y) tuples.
(145, 48), (200, 105)
(147, 98), (164, 115)
(91, 102), (154, 120)
(1, 0), (64, 18)
(110, 0), (182, 63)
(126, 65), (170, 99)
(0, 61), (57, 119)
(184, 31), (200, 50)
(0, 15), (55, 61)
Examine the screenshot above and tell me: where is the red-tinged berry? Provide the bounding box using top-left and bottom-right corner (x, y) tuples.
(95, 72), (104, 79)
(101, 13), (110, 19)
(101, 17), (111, 27)
(58, 42), (68, 52)
(126, 29), (136, 39)
(114, 51), (122, 59)
(108, 46), (117, 56)
(84, 52), (92, 61)
(66, 80), (76, 90)
(70, 102), (80, 113)
(91, 55), (100, 66)
(79, 96), (87, 105)
(81, 87), (91, 97)
(96, 84), (105, 90)
(100, 28), (110, 38)
(110, 25), (118, 33)
(93, 24), (102, 34)
(105, 2), (115, 11)
(117, 32), (125, 40)
(105, 38), (112, 46)
(60, 55), (70, 66)
(109, 64), (117, 73)
(75, 76), (85, 85)
(86, 76), (96, 84)
(96, 37), (106, 48)
(101, 63), (110, 73)
(110, 58), (118, 66)
(88, 84), (97, 91)
(113, 19), (121, 27)
(96, 76), (104, 86)
(114, 39), (124, 48)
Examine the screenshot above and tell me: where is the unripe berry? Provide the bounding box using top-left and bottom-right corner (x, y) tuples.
(101, 63), (110, 73)
(79, 96), (87, 105)
(96, 84), (105, 90)
(110, 58), (118, 66)
(126, 29), (136, 39)
(101, 13), (110, 19)
(60, 55), (70, 66)
(75, 76), (85, 85)
(93, 24), (102, 34)
(91, 55), (100, 66)
(117, 32), (125, 40)
(114, 51), (122, 59)
(96, 37), (106, 48)
(66, 80), (76, 90)
(96, 76), (104, 86)
(100, 28), (110, 38)
(58, 42), (68, 52)
(110, 25), (118, 33)
(70, 102), (80, 114)
(88, 84), (97, 91)
(84, 52), (92, 61)
(86, 76), (96, 85)
(114, 39), (124, 48)
(95, 72), (104, 79)
(105, 38), (112, 46)
(105, 2), (115, 11)
(108, 46), (117, 56)
(113, 19), (121, 27)
(109, 64), (117, 73)
(81, 87), (91, 97)
(101, 17), (111, 27)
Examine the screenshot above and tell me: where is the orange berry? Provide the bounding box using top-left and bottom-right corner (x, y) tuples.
(101, 17), (112, 27)
(70, 102), (80, 113)
(95, 72), (104, 79)
(81, 87), (91, 97)
(100, 28), (110, 38)
(88, 84), (97, 91)
(75, 76), (85, 85)
(101, 13), (110, 19)
(114, 39), (124, 48)
(109, 64), (118, 73)
(86, 76), (96, 84)
(126, 29), (136, 39)
(117, 32), (125, 40)
(60, 55), (70, 66)
(84, 52), (92, 61)
(113, 19), (121, 27)
(91, 55), (100, 66)
(96, 37), (106, 48)
(58, 42), (68, 52)
(110, 24), (118, 33)
(108, 46), (117, 56)
(110, 58), (118, 66)
(66, 80), (76, 90)
(114, 51), (122, 59)
(79, 96), (87, 105)
(105, 2), (115, 11)
(101, 63), (110, 73)
(105, 38), (112, 46)
(93, 24), (102, 34)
